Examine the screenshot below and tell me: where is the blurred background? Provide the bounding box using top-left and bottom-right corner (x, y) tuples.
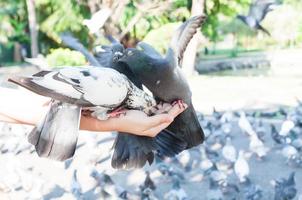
(0, 0), (302, 199)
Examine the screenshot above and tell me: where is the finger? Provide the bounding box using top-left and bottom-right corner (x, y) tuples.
(142, 122), (171, 137)
(167, 102), (188, 117)
(154, 103), (172, 114)
(144, 114), (173, 129)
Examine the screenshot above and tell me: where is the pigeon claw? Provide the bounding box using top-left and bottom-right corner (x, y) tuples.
(108, 107), (127, 118)
(172, 100), (186, 109)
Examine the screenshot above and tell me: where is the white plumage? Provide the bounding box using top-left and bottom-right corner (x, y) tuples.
(222, 137), (237, 163)
(11, 66), (156, 119)
(234, 150), (250, 183)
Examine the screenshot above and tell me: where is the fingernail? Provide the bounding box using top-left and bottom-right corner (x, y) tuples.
(183, 103), (188, 109)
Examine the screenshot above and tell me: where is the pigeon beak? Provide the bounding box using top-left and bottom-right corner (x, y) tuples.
(113, 51), (123, 62)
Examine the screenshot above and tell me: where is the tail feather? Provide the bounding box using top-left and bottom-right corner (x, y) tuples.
(155, 129), (187, 157)
(166, 102), (204, 149)
(111, 133), (155, 169)
(8, 76), (91, 106)
(29, 100), (81, 161)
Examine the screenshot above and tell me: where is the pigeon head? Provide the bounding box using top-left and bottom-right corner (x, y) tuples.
(112, 44), (125, 62)
(118, 48), (155, 76)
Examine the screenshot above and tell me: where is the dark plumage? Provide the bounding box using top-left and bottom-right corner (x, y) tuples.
(237, 0), (280, 35)
(118, 15), (206, 157)
(60, 30), (190, 169)
(61, 34), (159, 169)
(274, 172), (297, 200)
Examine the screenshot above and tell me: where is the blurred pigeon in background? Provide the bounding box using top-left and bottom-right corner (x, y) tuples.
(234, 150), (250, 183)
(273, 172), (297, 200)
(237, 0), (281, 35)
(83, 8), (112, 34)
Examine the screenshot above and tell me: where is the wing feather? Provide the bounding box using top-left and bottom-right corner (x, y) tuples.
(8, 67), (130, 107)
(167, 15), (206, 66)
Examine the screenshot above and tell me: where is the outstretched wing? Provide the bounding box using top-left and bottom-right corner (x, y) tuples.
(166, 15), (206, 66)
(60, 33), (101, 67)
(248, 0), (275, 22)
(8, 67), (129, 108)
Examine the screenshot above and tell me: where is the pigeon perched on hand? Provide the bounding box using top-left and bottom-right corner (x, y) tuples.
(8, 66), (156, 161)
(118, 15), (206, 157)
(60, 34), (179, 169)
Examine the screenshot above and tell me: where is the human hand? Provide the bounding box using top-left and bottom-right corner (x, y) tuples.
(80, 102), (188, 137)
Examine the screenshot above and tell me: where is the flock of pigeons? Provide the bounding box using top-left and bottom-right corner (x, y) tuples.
(0, 100), (301, 199)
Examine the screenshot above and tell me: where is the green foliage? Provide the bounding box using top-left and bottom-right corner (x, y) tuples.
(36, 0), (90, 43)
(0, 0), (29, 46)
(143, 22), (181, 54)
(202, 0), (251, 42)
(46, 48), (86, 67)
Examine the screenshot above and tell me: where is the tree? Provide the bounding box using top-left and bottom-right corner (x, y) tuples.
(26, 0), (38, 57)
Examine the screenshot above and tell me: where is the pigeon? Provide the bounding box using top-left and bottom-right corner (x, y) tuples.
(141, 187), (158, 200)
(82, 8), (112, 34)
(271, 124), (286, 145)
(241, 177), (263, 200)
(279, 119), (295, 137)
(222, 137), (237, 163)
(164, 175), (188, 200)
(8, 66), (156, 161)
(207, 177), (223, 200)
(90, 169), (127, 198)
(273, 172), (297, 200)
(238, 111), (256, 136)
(118, 15), (206, 158)
(71, 170), (83, 199)
(234, 150), (250, 183)
(218, 180), (240, 199)
(249, 133), (269, 159)
(61, 33), (183, 169)
(237, 0), (280, 35)
(141, 171), (156, 191)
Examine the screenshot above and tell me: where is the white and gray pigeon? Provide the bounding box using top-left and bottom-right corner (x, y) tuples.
(8, 66), (156, 161)
(61, 33), (169, 169)
(234, 150), (250, 183)
(118, 15), (207, 158)
(222, 137), (237, 163)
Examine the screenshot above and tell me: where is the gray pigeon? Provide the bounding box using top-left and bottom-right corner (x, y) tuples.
(237, 0), (280, 35)
(61, 34), (164, 169)
(118, 15), (206, 158)
(241, 177), (263, 200)
(8, 66), (156, 161)
(273, 172), (297, 200)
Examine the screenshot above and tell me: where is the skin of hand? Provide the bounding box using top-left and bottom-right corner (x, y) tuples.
(0, 87), (187, 137)
(80, 103), (188, 137)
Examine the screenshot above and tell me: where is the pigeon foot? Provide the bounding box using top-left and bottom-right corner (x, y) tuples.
(108, 107), (127, 118)
(172, 100), (186, 109)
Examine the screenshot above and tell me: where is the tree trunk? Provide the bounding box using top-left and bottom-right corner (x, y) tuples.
(182, 0), (205, 76)
(26, 0), (38, 58)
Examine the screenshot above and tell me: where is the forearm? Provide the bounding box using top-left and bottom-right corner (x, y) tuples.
(0, 87), (48, 125)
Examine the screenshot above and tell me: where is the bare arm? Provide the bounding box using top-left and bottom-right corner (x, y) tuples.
(0, 87), (186, 137)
